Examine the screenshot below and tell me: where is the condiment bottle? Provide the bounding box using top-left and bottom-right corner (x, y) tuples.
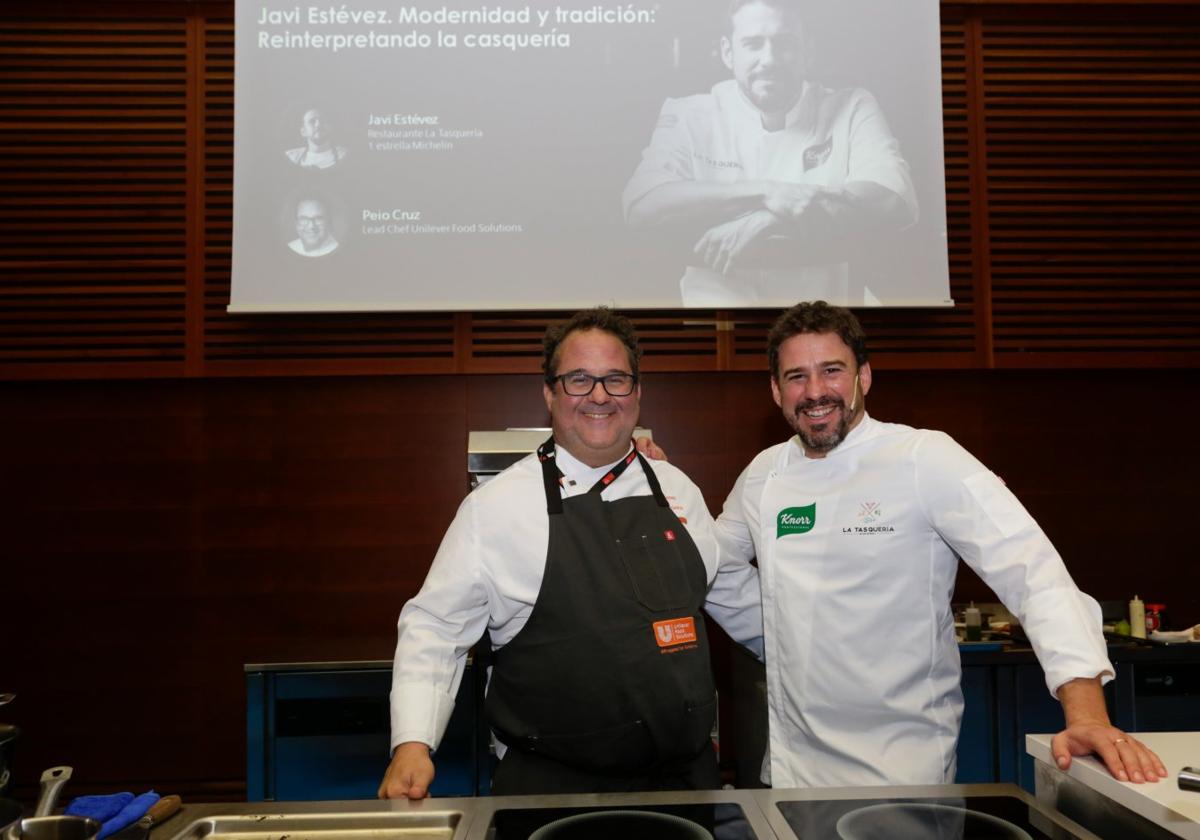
(965, 602), (982, 642)
(1129, 595), (1146, 639)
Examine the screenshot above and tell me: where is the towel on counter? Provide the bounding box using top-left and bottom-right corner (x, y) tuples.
(65, 792), (134, 821)
(65, 790), (159, 839)
(99, 791), (159, 840)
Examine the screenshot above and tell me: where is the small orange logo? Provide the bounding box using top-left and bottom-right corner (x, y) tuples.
(664, 529), (676, 541)
(653, 617), (697, 647)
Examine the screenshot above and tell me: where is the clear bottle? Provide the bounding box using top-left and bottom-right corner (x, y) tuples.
(965, 602), (982, 642)
(1129, 595), (1146, 639)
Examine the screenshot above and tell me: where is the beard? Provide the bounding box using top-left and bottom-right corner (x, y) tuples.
(742, 74), (802, 115)
(790, 395), (852, 454)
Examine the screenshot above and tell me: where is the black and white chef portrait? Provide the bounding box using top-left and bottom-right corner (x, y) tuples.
(622, 0), (926, 308)
(286, 196), (340, 258)
(284, 107), (349, 170)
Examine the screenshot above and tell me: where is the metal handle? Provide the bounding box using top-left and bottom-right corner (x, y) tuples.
(1180, 766), (1200, 792)
(34, 766), (72, 817)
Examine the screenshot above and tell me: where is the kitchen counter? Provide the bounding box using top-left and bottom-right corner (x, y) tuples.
(152, 784), (1102, 840)
(1028, 730), (1200, 839)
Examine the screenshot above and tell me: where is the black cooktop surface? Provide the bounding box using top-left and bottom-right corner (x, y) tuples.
(777, 795), (1088, 839)
(489, 802), (759, 839)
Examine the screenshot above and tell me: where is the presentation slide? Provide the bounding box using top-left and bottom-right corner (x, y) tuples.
(231, 0), (951, 312)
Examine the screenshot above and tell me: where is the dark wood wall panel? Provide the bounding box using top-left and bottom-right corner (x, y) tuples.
(4, 371), (1197, 799)
(980, 8), (1200, 364)
(0, 13), (190, 376)
(3, 2), (1199, 378)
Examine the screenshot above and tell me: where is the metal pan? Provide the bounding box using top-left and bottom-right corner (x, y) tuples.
(1, 766), (71, 835)
(3, 767), (100, 840)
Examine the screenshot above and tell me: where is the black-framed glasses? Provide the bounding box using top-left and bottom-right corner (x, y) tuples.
(552, 371), (638, 397)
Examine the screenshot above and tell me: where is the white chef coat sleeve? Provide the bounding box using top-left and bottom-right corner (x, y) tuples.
(913, 432), (1114, 696)
(844, 89), (918, 222)
(706, 458), (766, 660)
(622, 97), (695, 220)
(389, 491), (491, 753)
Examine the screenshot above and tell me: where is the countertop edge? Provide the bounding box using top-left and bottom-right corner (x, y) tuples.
(1026, 732), (1200, 839)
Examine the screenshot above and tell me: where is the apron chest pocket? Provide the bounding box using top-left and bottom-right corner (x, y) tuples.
(617, 534), (691, 611)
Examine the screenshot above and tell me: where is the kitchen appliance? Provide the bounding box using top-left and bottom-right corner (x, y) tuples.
(147, 784), (1108, 840)
(755, 784), (1103, 840)
(468, 790), (774, 840)
(526, 808), (714, 839)
(491, 803), (754, 840)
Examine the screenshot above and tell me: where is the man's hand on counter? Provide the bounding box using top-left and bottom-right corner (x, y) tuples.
(1054, 676), (1168, 783)
(378, 741), (435, 800)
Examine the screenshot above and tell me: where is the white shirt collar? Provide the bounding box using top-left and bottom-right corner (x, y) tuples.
(785, 412), (875, 465)
(554, 442), (636, 489)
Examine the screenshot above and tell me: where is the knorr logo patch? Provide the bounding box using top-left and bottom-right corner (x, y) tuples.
(777, 504), (816, 538)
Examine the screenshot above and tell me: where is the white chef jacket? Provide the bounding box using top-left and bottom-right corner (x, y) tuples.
(718, 414), (1113, 787)
(622, 80), (917, 307)
(390, 444), (762, 753)
(287, 237), (339, 257)
(285, 144), (349, 169)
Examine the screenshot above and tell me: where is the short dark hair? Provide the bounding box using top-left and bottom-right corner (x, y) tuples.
(728, 0), (804, 29)
(542, 307), (641, 385)
(767, 300), (868, 379)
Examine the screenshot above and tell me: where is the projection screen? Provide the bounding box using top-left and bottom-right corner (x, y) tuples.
(231, 0), (951, 312)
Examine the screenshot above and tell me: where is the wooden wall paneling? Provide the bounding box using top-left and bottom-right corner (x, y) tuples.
(2, 2), (1200, 380)
(959, 7), (996, 366)
(199, 13), (231, 376)
(980, 6), (1200, 366)
(461, 310), (722, 374)
(0, 10), (192, 378)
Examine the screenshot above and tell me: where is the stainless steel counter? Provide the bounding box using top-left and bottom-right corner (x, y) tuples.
(153, 783), (1102, 840)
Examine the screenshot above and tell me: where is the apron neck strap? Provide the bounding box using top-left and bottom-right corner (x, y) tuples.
(537, 438), (668, 513)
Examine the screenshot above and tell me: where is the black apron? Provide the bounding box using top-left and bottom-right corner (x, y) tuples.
(485, 438), (719, 795)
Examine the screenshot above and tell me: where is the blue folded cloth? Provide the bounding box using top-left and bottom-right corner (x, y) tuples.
(98, 791), (159, 840)
(65, 792), (135, 821)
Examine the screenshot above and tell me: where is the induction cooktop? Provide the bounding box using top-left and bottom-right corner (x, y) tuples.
(773, 793), (1098, 840)
(486, 802), (760, 839)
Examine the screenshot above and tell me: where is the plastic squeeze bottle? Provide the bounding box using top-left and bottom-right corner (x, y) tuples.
(965, 602), (982, 642)
(1129, 595), (1146, 639)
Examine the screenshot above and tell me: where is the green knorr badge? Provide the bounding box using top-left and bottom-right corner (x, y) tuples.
(777, 504), (816, 538)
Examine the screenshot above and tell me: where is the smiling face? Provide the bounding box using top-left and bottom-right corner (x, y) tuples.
(721, 1), (807, 116)
(770, 331), (871, 457)
(543, 328), (641, 468)
(294, 199), (330, 250)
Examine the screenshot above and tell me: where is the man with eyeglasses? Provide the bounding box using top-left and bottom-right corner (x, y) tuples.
(287, 197), (339, 257)
(380, 307), (761, 799)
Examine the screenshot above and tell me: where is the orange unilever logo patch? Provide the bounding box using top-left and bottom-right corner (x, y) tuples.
(653, 617), (698, 648)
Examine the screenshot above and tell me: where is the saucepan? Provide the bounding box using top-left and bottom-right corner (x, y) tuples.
(528, 809), (713, 840)
(2, 767), (100, 840)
